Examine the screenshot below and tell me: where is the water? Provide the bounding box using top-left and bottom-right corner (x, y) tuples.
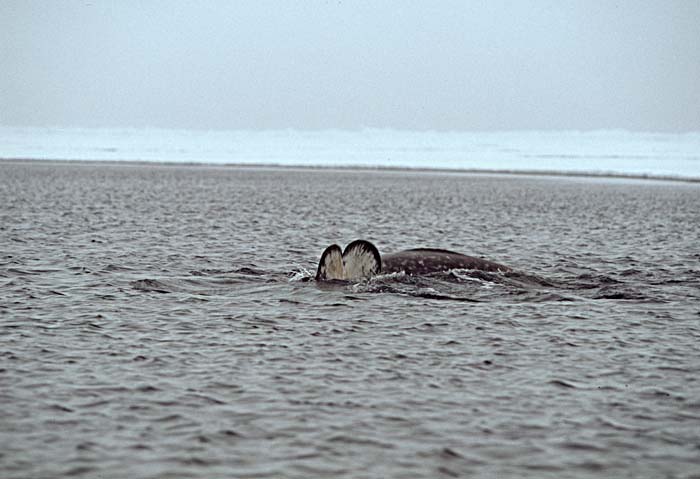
(2, 161), (700, 478)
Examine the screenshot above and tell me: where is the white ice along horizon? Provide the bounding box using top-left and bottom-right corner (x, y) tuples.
(1, 127), (699, 180)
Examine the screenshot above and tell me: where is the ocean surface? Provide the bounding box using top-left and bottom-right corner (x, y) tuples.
(2, 157), (700, 478)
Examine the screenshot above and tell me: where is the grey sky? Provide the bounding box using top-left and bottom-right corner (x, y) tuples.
(1, 1), (699, 131)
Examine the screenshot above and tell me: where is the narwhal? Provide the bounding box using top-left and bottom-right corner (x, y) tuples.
(316, 240), (511, 281)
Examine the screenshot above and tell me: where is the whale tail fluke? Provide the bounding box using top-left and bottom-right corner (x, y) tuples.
(316, 244), (344, 280)
(342, 240), (381, 280)
(316, 240), (381, 281)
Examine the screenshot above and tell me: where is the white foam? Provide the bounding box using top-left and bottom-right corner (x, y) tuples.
(288, 266), (313, 282)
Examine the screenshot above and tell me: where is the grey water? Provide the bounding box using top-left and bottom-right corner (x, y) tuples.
(2, 161), (700, 478)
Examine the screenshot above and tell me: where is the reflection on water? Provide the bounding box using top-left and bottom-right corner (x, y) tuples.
(2, 162), (699, 478)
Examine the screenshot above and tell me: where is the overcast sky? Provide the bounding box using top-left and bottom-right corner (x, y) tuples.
(1, 1), (698, 131)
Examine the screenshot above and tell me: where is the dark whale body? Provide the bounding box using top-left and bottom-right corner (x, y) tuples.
(316, 240), (510, 281)
(382, 248), (511, 275)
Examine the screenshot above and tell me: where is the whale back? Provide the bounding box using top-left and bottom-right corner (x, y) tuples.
(316, 241), (511, 280)
(382, 248), (511, 274)
(316, 240), (381, 281)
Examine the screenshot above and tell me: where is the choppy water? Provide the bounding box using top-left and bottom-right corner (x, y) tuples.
(2, 161), (700, 478)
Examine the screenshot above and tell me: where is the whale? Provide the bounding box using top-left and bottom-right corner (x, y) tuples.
(316, 240), (511, 281)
